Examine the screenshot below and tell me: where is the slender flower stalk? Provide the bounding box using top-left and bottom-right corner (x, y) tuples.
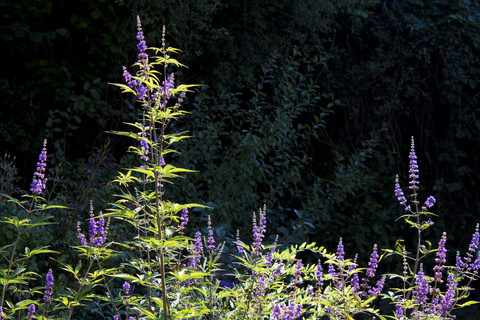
(177, 208), (189, 234)
(44, 269), (54, 302)
(433, 232), (447, 282)
(336, 238), (344, 261)
(366, 244), (379, 278)
(30, 139), (47, 195)
(27, 304), (35, 318)
(206, 215), (216, 250)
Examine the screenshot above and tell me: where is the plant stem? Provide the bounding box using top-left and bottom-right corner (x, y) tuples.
(67, 257), (95, 320)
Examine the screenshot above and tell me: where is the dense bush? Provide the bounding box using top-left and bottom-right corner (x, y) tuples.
(1, 0), (480, 303)
(0, 20), (479, 319)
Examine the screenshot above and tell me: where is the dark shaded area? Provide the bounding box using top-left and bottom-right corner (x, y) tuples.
(1, 0), (480, 316)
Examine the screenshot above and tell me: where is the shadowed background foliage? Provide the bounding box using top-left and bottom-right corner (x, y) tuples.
(1, 0), (480, 300)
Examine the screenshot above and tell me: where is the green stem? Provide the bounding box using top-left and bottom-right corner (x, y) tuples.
(67, 257), (95, 320)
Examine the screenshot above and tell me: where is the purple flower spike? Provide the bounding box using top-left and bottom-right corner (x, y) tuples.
(273, 302), (302, 320)
(235, 229), (245, 254)
(189, 231), (203, 269)
(366, 244), (379, 278)
(292, 259), (303, 285)
(408, 136), (420, 191)
(336, 237), (345, 261)
(140, 131), (149, 162)
(77, 221), (88, 246)
(252, 206), (267, 254)
(77, 205), (108, 247)
(395, 175), (410, 211)
(123, 281), (131, 295)
(161, 73), (175, 102)
(27, 304), (35, 317)
(43, 269), (54, 302)
(423, 196), (436, 210)
(441, 274), (457, 314)
(207, 215), (216, 250)
(369, 275), (386, 296)
(395, 304), (404, 318)
(30, 139), (47, 195)
(434, 232), (447, 281)
(413, 264), (429, 306)
(456, 251), (464, 269)
(468, 224), (479, 253)
(136, 16), (148, 67)
(315, 259), (323, 288)
(177, 207), (189, 234)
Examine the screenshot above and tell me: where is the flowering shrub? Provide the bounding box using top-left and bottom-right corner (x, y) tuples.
(0, 16), (479, 320)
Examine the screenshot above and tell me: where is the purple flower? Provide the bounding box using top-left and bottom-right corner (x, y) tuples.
(369, 275), (385, 296)
(188, 231), (203, 269)
(77, 221), (88, 246)
(395, 304), (404, 318)
(471, 258), (480, 271)
(235, 230), (245, 254)
(456, 251), (464, 269)
(27, 304), (35, 317)
(162, 73), (175, 102)
(366, 244), (379, 278)
(409, 136), (419, 191)
(328, 263), (337, 280)
(252, 206), (267, 255)
(351, 272), (360, 292)
(315, 260), (323, 281)
(30, 139), (47, 195)
(177, 208), (189, 234)
(77, 209), (108, 247)
(272, 304), (282, 320)
(395, 175), (410, 211)
(423, 196), (436, 210)
(272, 302), (302, 320)
(441, 273), (457, 314)
(207, 215), (215, 250)
(336, 238), (345, 261)
(123, 281), (131, 295)
(113, 315), (119, 320)
(468, 224), (479, 253)
(159, 156), (165, 167)
(0, 307), (4, 319)
(434, 232), (447, 281)
(123, 67), (138, 89)
(265, 236), (278, 268)
(136, 16), (148, 66)
(139, 132), (149, 162)
(292, 259), (303, 285)
(413, 264), (429, 306)
(273, 263), (282, 278)
(89, 217), (107, 247)
(43, 269), (54, 302)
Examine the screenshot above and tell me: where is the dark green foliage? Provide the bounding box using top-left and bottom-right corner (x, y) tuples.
(2, 1), (480, 303)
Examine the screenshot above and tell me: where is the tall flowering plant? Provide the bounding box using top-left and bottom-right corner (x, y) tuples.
(107, 16), (206, 320)
(385, 137), (480, 319)
(0, 140), (65, 319)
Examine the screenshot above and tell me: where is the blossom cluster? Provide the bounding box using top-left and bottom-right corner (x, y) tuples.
(77, 203), (108, 247)
(30, 139), (47, 195)
(44, 268), (54, 302)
